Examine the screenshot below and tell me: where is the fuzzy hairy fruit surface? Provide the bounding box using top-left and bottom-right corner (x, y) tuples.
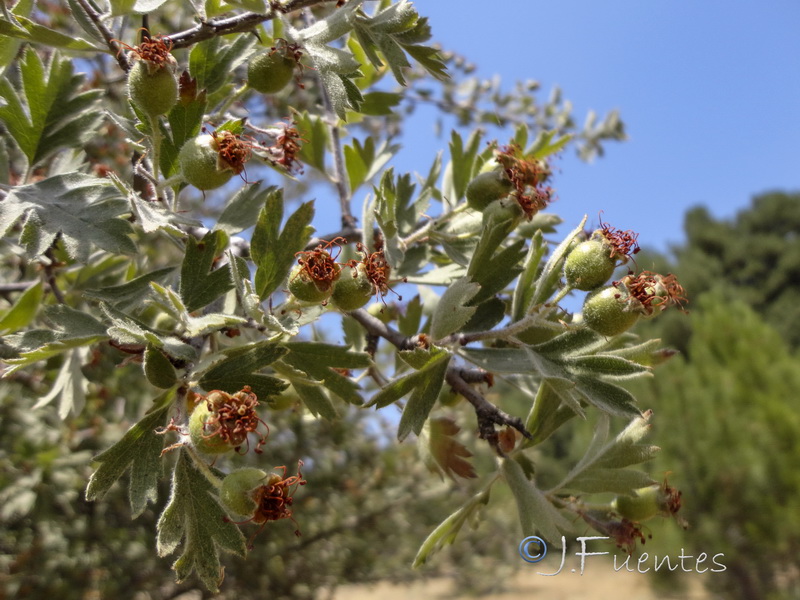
(466, 169), (514, 211)
(331, 263), (374, 311)
(582, 286), (640, 336)
(613, 485), (663, 522)
(179, 134), (234, 191)
(189, 398), (234, 455)
(482, 197), (523, 229)
(564, 240), (617, 291)
(220, 468), (268, 516)
(247, 51), (295, 94)
(127, 60), (178, 117)
(287, 263), (336, 303)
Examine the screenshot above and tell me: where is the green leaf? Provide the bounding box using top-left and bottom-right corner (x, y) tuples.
(523, 379), (579, 448)
(344, 137), (400, 192)
(0, 16), (98, 52)
(528, 130), (574, 161)
(189, 35), (256, 95)
(466, 205), (519, 281)
(531, 327), (606, 357)
(501, 457), (571, 544)
(103, 304), (197, 362)
(0, 172), (135, 261)
(282, 342), (371, 405)
(575, 376), (641, 418)
(3, 305), (108, 372)
(302, 41), (363, 119)
(160, 77), (208, 177)
(397, 347), (450, 440)
(0, 48), (103, 167)
(109, 173), (201, 236)
(144, 345), (178, 389)
(528, 216), (587, 308)
(430, 277), (480, 340)
(85, 393), (171, 517)
(0, 0), (33, 77)
(156, 451), (247, 593)
(413, 488), (491, 567)
(460, 297), (506, 333)
(218, 183), (277, 235)
(179, 231), (234, 312)
(562, 355), (650, 379)
(32, 346), (88, 418)
(198, 341), (288, 398)
(292, 109), (328, 173)
(359, 91), (402, 115)
(85, 267), (177, 312)
(445, 130), (482, 203)
(0, 281), (42, 333)
(565, 468), (655, 496)
(251, 192), (315, 300)
(398, 294), (423, 336)
(353, 1), (447, 85)
(293, 380), (338, 420)
(468, 239), (525, 304)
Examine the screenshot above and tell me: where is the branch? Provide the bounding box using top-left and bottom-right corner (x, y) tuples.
(74, 0), (131, 72)
(348, 308), (420, 350)
(305, 224), (362, 250)
(165, 0), (332, 49)
(0, 281), (38, 293)
(445, 367), (533, 451)
(300, 8), (356, 231)
(348, 308), (533, 450)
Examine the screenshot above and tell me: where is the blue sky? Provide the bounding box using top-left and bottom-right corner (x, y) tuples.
(388, 1), (800, 256)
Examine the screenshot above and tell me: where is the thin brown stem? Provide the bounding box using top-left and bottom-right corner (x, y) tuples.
(73, 0), (131, 72)
(445, 368), (533, 450)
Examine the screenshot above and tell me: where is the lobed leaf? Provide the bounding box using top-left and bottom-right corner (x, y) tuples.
(397, 347), (450, 440)
(413, 488), (491, 567)
(429, 277), (480, 340)
(251, 191), (315, 300)
(156, 451), (247, 593)
(179, 230), (234, 313)
(0, 48), (103, 167)
(86, 393), (172, 517)
(0, 172), (135, 262)
(198, 341), (288, 398)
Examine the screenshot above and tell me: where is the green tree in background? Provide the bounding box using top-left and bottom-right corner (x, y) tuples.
(659, 191), (800, 353)
(633, 294), (800, 600)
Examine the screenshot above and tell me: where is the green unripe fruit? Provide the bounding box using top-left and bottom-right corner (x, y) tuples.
(564, 240), (617, 291)
(128, 59), (178, 117)
(248, 51), (295, 94)
(482, 197), (523, 229)
(613, 485), (663, 522)
(220, 468), (269, 516)
(582, 286), (640, 336)
(331, 263), (374, 311)
(179, 134), (234, 191)
(466, 169), (514, 211)
(287, 263), (337, 303)
(189, 396), (234, 455)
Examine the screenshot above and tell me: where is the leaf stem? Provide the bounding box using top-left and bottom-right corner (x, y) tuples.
(401, 202), (469, 248)
(185, 445), (223, 489)
(148, 114), (162, 183)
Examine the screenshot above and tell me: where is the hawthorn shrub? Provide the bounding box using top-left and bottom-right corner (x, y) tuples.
(1, 0), (686, 595)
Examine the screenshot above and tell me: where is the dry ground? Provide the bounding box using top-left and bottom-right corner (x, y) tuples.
(332, 566), (714, 600)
